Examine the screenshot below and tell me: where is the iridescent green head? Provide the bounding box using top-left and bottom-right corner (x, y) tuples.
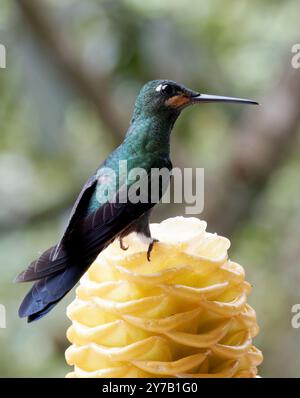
(132, 79), (258, 120)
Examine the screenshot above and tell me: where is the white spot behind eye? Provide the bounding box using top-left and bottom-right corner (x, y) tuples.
(155, 84), (163, 92)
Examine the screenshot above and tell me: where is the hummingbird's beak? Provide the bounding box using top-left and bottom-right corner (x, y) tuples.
(190, 93), (259, 105)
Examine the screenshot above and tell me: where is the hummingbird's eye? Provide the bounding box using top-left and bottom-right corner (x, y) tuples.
(161, 84), (175, 96)
(156, 83), (176, 97)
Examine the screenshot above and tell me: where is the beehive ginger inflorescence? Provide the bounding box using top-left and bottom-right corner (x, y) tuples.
(65, 217), (262, 378)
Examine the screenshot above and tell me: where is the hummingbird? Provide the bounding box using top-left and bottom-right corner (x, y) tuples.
(16, 80), (258, 322)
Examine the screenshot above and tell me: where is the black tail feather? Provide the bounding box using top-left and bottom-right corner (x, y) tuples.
(18, 265), (86, 322)
(17, 242), (108, 322)
(15, 245), (69, 283)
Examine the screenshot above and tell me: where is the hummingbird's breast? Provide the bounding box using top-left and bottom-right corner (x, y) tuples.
(85, 115), (173, 215)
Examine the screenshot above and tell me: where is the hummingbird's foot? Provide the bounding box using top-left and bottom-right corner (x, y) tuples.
(147, 238), (159, 261)
(119, 237), (129, 251)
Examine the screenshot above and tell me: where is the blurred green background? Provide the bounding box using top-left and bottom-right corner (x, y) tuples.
(1, 0), (300, 377)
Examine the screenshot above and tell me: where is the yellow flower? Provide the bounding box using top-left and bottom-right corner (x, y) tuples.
(65, 217), (262, 378)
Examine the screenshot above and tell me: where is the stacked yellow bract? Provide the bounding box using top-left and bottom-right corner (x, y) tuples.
(65, 217), (262, 378)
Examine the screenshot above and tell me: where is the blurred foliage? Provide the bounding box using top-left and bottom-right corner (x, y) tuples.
(1, 0), (300, 377)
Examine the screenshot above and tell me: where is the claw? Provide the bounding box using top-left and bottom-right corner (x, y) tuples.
(119, 237), (129, 251)
(147, 238), (159, 261)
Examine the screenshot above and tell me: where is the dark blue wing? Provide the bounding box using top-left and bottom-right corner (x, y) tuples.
(17, 157), (172, 322)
